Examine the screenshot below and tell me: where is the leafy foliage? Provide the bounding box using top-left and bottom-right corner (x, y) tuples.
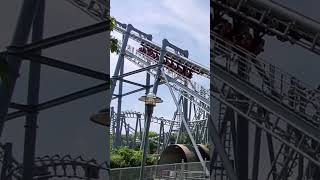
(146, 154), (158, 165)
(178, 132), (192, 144)
(107, 16), (119, 54)
(117, 131), (159, 154)
(110, 146), (159, 168)
(148, 131), (157, 138)
(110, 16), (116, 31)
(146, 131), (158, 154)
(110, 38), (119, 54)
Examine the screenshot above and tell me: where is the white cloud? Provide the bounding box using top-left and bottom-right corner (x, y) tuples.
(161, 0), (209, 47)
(110, 0), (209, 132)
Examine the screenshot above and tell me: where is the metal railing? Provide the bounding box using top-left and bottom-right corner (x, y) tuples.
(211, 32), (320, 127)
(110, 161), (210, 180)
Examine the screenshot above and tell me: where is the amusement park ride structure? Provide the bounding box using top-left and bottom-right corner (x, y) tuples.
(0, 0), (212, 179)
(211, 0), (320, 180)
(1, 0), (320, 179)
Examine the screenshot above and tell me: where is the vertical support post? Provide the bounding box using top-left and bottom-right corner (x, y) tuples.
(139, 104), (154, 180)
(157, 121), (164, 154)
(114, 56), (124, 148)
(162, 71), (209, 176)
(140, 69), (151, 152)
(0, 0), (38, 138)
(111, 107), (116, 148)
(139, 116), (142, 142)
(1, 143), (13, 180)
(107, 23), (152, 105)
(180, 159), (185, 180)
(181, 80), (189, 137)
(252, 126), (262, 180)
(139, 39), (168, 180)
(108, 23), (131, 147)
(132, 114), (141, 148)
(236, 108), (249, 180)
(175, 121), (181, 144)
(105, 8), (111, 174)
(210, 52), (238, 179)
(266, 132), (276, 180)
(22, 1), (44, 179)
(208, 114), (238, 180)
(163, 101), (181, 148)
(296, 155), (303, 180)
(106, 122), (111, 180)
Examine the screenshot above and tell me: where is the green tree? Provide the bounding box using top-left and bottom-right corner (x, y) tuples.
(108, 16), (119, 54)
(175, 132), (192, 144)
(148, 131), (157, 138)
(148, 131), (158, 154)
(110, 146), (159, 168)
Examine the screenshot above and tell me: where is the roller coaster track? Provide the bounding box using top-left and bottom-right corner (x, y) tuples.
(118, 41), (210, 111)
(62, 0), (320, 179)
(114, 111), (180, 126)
(4, 154), (109, 180)
(0, 0), (211, 179)
(211, 0), (320, 56)
(110, 110), (209, 146)
(210, 0), (320, 178)
(64, 0), (212, 144)
(211, 32), (320, 177)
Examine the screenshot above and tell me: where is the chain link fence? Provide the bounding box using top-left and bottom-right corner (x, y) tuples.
(110, 161), (210, 180)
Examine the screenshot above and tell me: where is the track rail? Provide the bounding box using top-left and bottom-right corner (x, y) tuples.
(211, 0), (320, 55)
(211, 32), (320, 167)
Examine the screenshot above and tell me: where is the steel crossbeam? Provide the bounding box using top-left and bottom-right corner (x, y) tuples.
(65, 0), (210, 78)
(15, 53), (109, 81)
(211, 55), (320, 167)
(210, 1), (320, 179)
(6, 83), (109, 121)
(211, 32), (320, 125)
(121, 45), (210, 113)
(211, 0), (320, 55)
(113, 111), (180, 126)
(7, 21), (110, 54)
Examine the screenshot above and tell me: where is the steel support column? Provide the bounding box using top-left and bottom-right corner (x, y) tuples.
(163, 69), (209, 176)
(107, 24), (131, 110)
(139, 104), (154, 180)
(132, 114), (141, 148)
(113, 54), (124, 148)
(236, 112), (249, 180)
(140, 62), (151, 152)
(22, 0), (44, 179)
(252, 126), (262, 180)
(0, 0), (38, 138)
(139, 39), (173, 179)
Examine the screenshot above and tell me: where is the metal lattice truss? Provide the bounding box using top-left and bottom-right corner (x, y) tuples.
(0, 0), (113, 179)
(61, 0), (212, 176)
(2, 153), (109, 180)
(210, 0), (320, 179)
(109, 110), (209, 148)
(211, 0), (320, 55)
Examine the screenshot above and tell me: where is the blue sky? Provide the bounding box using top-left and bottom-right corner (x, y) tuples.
(110, 0), (210, 132)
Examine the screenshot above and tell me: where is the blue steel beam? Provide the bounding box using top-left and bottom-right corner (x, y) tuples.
(0, 0), (39, 138)
(6, 83), (109, 120)
(8, 21), (110, 54)
(16, 54), (108, 81)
